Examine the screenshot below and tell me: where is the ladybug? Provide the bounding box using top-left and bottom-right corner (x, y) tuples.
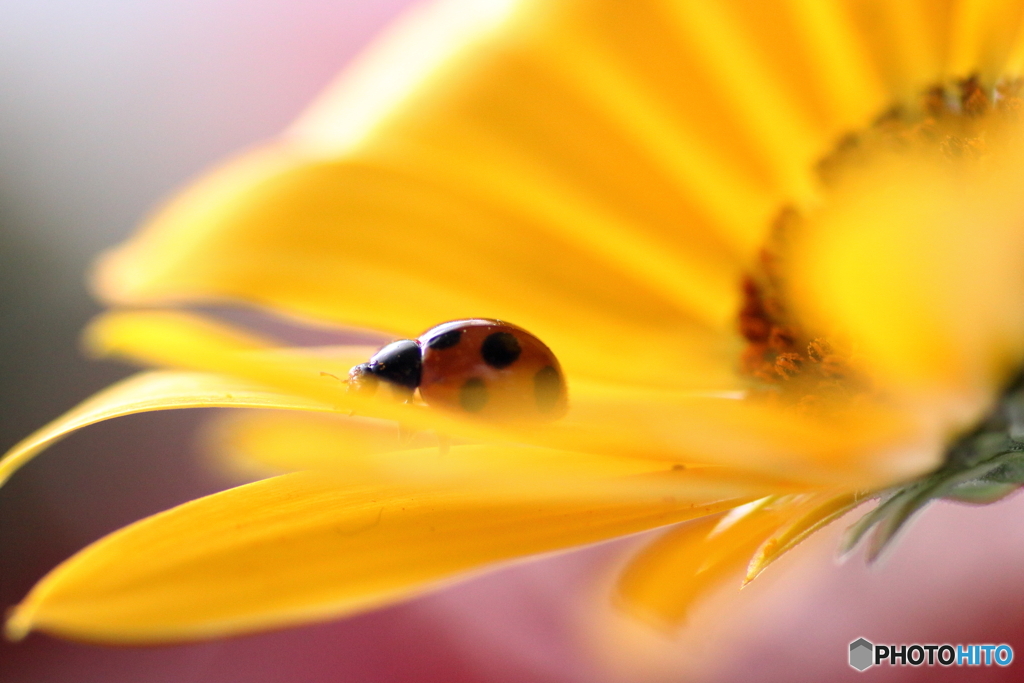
(348, 319), (567, 419)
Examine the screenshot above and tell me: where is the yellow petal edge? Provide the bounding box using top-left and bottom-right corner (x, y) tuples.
(0, 371), (335, 488)
(6, 471), (748, 643)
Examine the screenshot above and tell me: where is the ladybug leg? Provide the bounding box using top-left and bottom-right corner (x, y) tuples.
(388, 384), (416, 403)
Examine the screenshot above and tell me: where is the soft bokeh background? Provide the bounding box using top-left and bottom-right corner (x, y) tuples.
(2, 1), (1024, 681)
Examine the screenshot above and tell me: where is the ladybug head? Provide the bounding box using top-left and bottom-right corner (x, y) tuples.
(347, 339), (422, 398)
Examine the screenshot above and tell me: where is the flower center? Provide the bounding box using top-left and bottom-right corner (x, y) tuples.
(738, 75), (1024, 412)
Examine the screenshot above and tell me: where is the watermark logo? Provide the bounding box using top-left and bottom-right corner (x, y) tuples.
(848, 638), (1013, 671)
(849, 638), (873, 671)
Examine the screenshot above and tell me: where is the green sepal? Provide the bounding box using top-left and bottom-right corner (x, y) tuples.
(944, 481), (1020, 504)
(841, 378), (1024, 562)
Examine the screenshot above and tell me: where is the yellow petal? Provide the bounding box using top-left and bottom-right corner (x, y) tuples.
(284, 0), (522, 155)
(94, 0), (1004, 395)
(94, 148), (747, 388)
(562, 381), (931, 488)
(783, 0), (888, 123)
(7, 471), (747, 643)
(93, 0), (936, 375)
(839, 1), (949, 95)
(614, 498), (793, 630)
(744, 490), (865, 584)
(1001, 2), (1024, 74)
(206, 408), (671, 480)
(90, 0), (1012, 391)
(203, 409), (780, 504)
(96, 148), (741, 389)
(656, 2), (820, 201)
(0, 371), (336, 488)
(88, 309), (927, 488)
(85, 309), (388, 413)
(948, 0), (1024, 79)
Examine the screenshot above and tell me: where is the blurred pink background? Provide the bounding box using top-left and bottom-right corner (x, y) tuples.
(2, 1), (1024, 681)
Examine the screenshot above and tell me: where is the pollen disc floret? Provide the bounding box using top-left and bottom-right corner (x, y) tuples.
(737, 75), (1024, 557)
(741, 75), (1024, 406)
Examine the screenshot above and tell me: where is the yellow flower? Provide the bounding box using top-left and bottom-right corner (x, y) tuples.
(5, 0), (1024, 644)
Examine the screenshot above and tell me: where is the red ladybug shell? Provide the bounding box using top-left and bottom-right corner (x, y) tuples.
(417, 319), (567, 419)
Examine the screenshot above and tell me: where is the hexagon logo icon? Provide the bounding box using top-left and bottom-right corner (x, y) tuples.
(850, 638), (874, 671)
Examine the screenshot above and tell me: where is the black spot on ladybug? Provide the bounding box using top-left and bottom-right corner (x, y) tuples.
(534, 365), (562, 413)
(480, 332), (521, 368)
(459, 377), (488, 412)
(365, 339), (422, 389)
(426, 328), (461, 349)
